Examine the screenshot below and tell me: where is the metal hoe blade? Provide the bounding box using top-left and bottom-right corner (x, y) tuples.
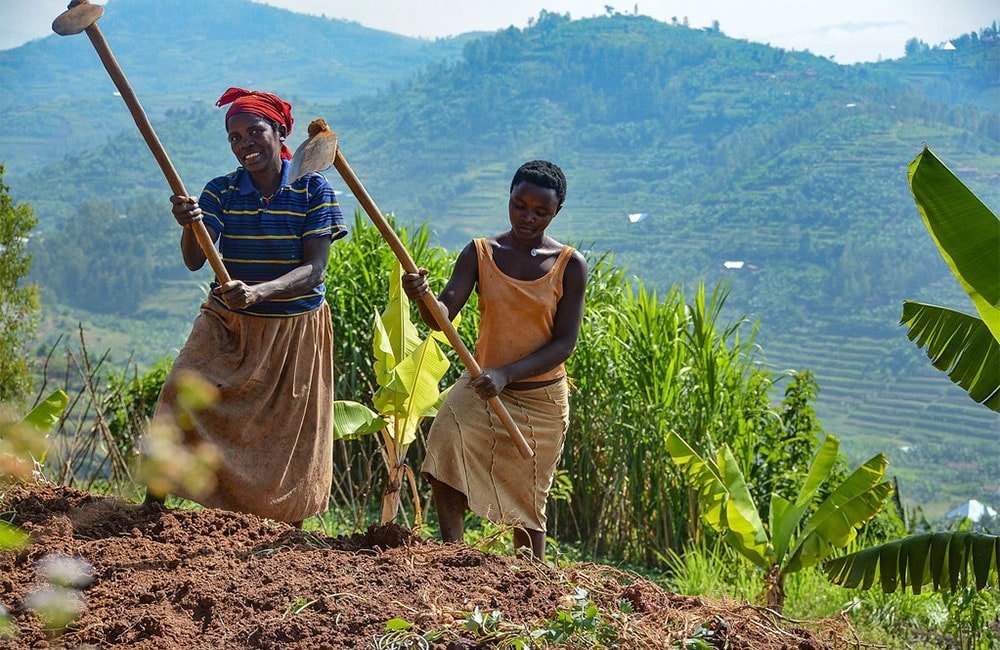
(52, 0), (103, 36)
(288, 119), (339, 181)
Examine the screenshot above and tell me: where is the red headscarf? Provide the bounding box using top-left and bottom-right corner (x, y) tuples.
(216, 87), (294, 160)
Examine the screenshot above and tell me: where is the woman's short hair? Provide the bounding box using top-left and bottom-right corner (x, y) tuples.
(510, 160), (566, 206)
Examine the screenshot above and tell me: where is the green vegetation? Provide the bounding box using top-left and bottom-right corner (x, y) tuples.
(31, 197), (164, 315)
(897, 24), (1000, 109)
(0, 165), (41, 403)
(824, 531), (999, 595)
(7, 216), (996, 645)
(555, 275), (837, 566)
(666, 433), (892, 608)
(902, 146), (999, 411)
(332, 261), (452, 525)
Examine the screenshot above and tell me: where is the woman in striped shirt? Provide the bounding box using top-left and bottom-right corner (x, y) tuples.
(149, 88), (346, 527)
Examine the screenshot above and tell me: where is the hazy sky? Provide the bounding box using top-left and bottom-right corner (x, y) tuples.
(2, 0), (996, 63)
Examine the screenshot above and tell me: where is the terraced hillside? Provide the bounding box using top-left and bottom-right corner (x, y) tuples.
(757, 328), (999, 519)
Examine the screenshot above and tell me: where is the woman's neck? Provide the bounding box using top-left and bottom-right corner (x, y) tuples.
(506, 231), (547, 254)
(250, 164), (283, 199)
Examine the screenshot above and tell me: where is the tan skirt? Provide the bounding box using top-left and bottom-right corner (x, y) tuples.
(420, 373), (569, 532)
(152, 299), (334, 523)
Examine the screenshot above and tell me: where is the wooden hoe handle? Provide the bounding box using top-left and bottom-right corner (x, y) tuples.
(53, 1), (230, 284)
(333, 151), (535, 460)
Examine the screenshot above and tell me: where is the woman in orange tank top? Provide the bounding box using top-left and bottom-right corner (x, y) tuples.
(403, 161), (588, 561)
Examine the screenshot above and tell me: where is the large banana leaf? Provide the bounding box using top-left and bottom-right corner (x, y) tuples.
(824, 532), (999, 594)
(903, 147), (1000, 411)
(384, 336), (450, 443)
(665, 432), (769, 568)
(665, 432), (727, 533)
(770, 435), (841, 565)
(381, 262), (421, 362)
(718, 445), (770, 567)
(908, 146), (1000, 337)
(901, 301), (1000, 410)
(785, 453), (891, 572)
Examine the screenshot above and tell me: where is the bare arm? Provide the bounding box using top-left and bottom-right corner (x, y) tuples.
(403, 242), (479, 330)
(470, 251), (588, 397)
(215, 236), (332, 310)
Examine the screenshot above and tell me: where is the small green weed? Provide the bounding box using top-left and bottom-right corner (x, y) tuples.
(282, 597), (318, 618)
(454, 588), (635, 649)
(373, 617), (441, 649)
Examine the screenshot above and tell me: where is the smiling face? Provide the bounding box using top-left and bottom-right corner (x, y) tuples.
(226, 112), (285, 174)
(508, 181), (562, 245)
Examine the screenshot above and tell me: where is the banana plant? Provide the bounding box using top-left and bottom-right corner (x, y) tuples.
(824, 531), (999, 595)
(902, 146), (999, 411)
(333, 262), (451, 526)
(666, 432), (892, 609)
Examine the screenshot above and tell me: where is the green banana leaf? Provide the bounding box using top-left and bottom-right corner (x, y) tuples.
(901, 301), (1000, 411)
(332, 401), (387, 440)
(718, 446), (770, 567)
(909, 147), (1000, 335)
(770, 436), (841, 565)
(665, 432), (769, 568)
(382, 335), (450, 444)
(372, 307), (397, 388)
(824, 532), (999, 594)
(421, 385), (452, 420)
(785, 453), (891, 572)
(903, 146), (1000, 411)
(382, 262), (421, 362)
(665, 432), (727, 533)
(23, 390), (68, 432)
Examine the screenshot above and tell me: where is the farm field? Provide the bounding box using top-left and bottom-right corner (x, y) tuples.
(758, 327), (999, 519)
(1, 484), (839, 649)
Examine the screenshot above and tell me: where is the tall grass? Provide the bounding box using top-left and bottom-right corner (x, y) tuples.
(557, 254), (785, 564)
(663, 539), (762, 603)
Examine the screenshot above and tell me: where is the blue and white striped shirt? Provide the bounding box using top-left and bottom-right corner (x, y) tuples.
(199, 160), (346, 317)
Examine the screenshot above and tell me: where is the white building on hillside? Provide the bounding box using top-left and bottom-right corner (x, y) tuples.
(946, 499), (997, 523)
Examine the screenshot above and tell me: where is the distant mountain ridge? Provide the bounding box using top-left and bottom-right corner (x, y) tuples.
(0, 0), (474, 169)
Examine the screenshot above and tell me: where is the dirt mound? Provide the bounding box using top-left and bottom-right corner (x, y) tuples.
(1, 484), (843, 649)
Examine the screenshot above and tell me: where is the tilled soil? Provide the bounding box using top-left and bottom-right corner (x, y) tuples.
(1, 483), (841, 649)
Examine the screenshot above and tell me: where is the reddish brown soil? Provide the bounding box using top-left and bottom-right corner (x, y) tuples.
(1, 484), (843, 649)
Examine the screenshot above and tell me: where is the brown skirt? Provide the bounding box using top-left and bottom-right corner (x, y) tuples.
(152, 299), (334, 523)
(420, 373), (569, 532)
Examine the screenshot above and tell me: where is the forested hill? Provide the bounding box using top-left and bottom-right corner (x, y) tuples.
(326, 13), (998, 233)
(0, 0), (473, 170)
(3, 7), (999, 515)
(872, 26), (1000, 109)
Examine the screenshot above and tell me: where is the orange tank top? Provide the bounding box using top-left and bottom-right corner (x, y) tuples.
(473, 238), (575, 383)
